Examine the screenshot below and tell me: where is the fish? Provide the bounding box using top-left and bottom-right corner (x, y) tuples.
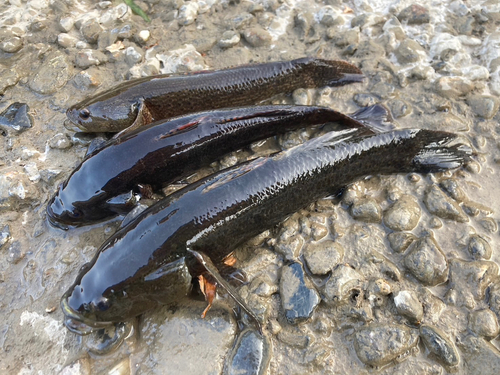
(66, 57), (364, 132)
(47, 104), (392, 229)
(60, 128), (471, 334)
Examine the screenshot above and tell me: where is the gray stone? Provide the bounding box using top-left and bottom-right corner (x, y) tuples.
(0, 103), (33, 136)
(388, 232), (416, 253)
(439, 178), (466, 202)
(448, 259), (499, 308)
(467, 95), (500, 119)
(479, 217), (498, 233)
(435, 76), (474, 98)
(274, 233), (303, 261)
(75, 49), (108, 68)
(323, 264), (363, 305)
(420, 325), (460, 367)
(59, 16), (75, 32)
(219, 30), (240, 48)
(393, 290), (424, 324)
(115, 24), (134, 40)
(317, 6), (341, 27)
(0, 36), (23, 53)
(279, 262), (320, 324)
(398, 4), (430, 25)
(125, 46), (143, 66)
(230, 13), (255, 30)
(303, 240), (344, 275)
(354, 324), (419, 366)
(468, 309), (499, 339)
(468, 235), (492, 260)
(29, 52), (72, 95)
(57, 33), (79, 48)
(178, 2), (199, 25)
(72, 69), (102, 90)
(383, 16), (405, 40)
(395, 39), (426, 64)
(384, 195), (421, 231)
(223, 328), (271, 375)
(424, 185), (468, 223)
(242, 27), (272, 47)
(294, 11), (314, 40)
(49, 133), (72, 149)
(404, 236), (448, 286)
(0, 224), (11, 250)
(80, 19), (103, 44)
(350, 197), (382, 223)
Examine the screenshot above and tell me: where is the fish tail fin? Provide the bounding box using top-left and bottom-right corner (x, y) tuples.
(412, 131), (473, 173)
(349, 104), (395, 133)
(300, 58), (365, 86)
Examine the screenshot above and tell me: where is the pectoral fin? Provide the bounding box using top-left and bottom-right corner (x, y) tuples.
(113, 99), (154, 139)
(187, 249), (262, 333)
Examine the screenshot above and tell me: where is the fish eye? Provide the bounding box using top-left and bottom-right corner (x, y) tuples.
(79, 108), (91, 120)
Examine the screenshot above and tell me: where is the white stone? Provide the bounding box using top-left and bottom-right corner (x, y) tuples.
(57, 33), (78, 48)
(178, 2), (199, 26)
(430, 33), (463, 59)
(59, 16), (74, 32)
(461, 65), (490, 81)
(138, 29), (150, 43)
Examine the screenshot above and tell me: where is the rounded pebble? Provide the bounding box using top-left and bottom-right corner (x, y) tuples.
(466, 94), (500, 119)
(419, 325), (460, 367)
(468, 309), (499, 339)
(354, 324), (419, 366)
(394, 290), (424, 324)
(467, 235), (492, 260)
(388, 232), (416, 253)
(303, 240), (344, 275)
(219, 30), (240, 48)
(349, 197), (382, 223)
(384, 195), (421, 231)
(242, 27), (272, 47)
(424, 185), (468, 223)
(404, 236), (448, 286)
(29, 52), (72, 95)
(323, 264), (362, 305)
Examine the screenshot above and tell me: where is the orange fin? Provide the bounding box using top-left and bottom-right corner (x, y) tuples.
(199, 275), (217, 318)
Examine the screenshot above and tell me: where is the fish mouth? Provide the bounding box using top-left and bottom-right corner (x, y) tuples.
(61, 297), (113, 335)
(46, 203), (70, 230)
(63, 118), (84, 132)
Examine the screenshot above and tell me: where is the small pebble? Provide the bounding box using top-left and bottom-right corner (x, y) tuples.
(419, 325), (460, 367)
(219, 30), (240, 48)
(0, 225), (11, 249)
(75, 49), (108, 68)
(0, 36), (23, 53)
(467, 235), (492, 260)
(349, 197), (382, 223)
(353, 93), (377, 107)
(468, 309), (499, 339)
(404, 236), (448, 286)
(424, 185), (468, 223)
(394, 39), (426, 64)
(59, 16), (75, 32)
(323, 264), (362, 305)
(125, 46), (143, 66)
(439, 178), (466, 202)
(178, 2), (199, 26)
(279, 262), (320, 324)
(242, 27), (272, 47)
(387, 232), (416, 253)
(303, 240), (344, 275)
(6, 240), (23, 264)
(466, 94), (500, 119)
(383, 195), (421, 231)
(0, 102), (33, 136)
(57, 33), (79, 48)
(479, 217), (498, 233)
(354, 324), (419, 366)
(394, 290), (424, 324)
(49, 133), (72, 149)
(398, 4), (430, 25)
(80, 19), (103, 44)
(223, 328), (271, 375)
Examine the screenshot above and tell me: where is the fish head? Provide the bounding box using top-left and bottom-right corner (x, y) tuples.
(47, 183), (119, 228)
(66, 97), (137, 133)
(61, 254), (193, 334)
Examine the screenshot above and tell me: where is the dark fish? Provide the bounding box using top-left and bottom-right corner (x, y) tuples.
(66, 58), (364, 132)
(47, 104), (390, 229)
(60, 128), (471, 333)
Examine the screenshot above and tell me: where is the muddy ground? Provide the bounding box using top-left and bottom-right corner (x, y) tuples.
(1, 0), (500, 374)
